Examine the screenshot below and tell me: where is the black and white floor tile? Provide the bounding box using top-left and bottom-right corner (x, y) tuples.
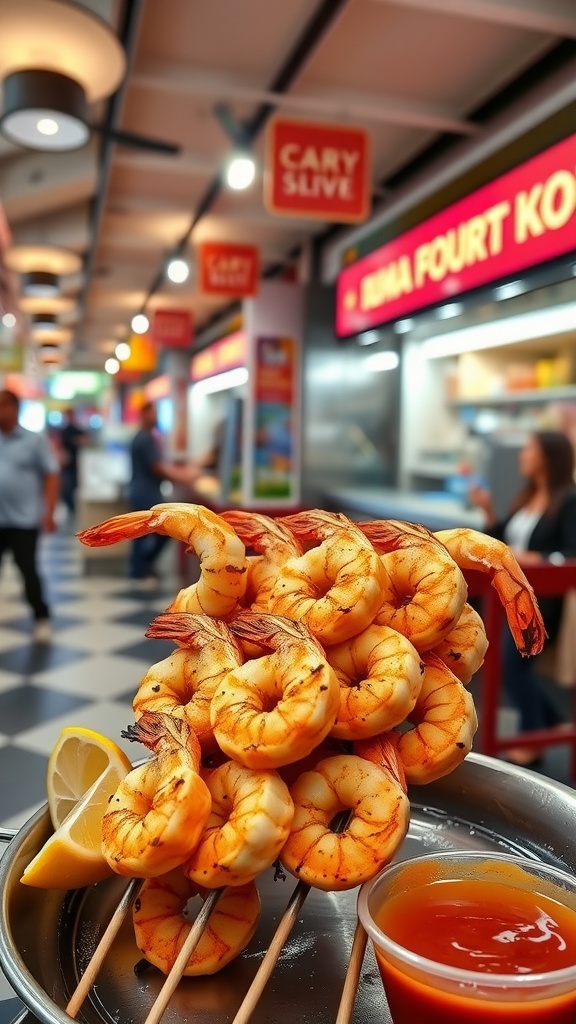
(0, 528), (182, 1022)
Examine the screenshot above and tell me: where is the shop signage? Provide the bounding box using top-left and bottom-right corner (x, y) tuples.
(119, 333), (157, 374)
(191, 331), (247, 382)
(265, 117), (370, 223)
(336, 132), (576, 337)
(152, 309), (193, 349)
(199, 242), (259, 296)
(251, 336), (298, 500)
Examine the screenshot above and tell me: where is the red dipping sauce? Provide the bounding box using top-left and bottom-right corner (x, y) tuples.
(359, 855), (576, 1024)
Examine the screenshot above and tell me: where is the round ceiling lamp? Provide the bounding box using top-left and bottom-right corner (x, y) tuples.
(0, 0), (125, 152)
(4, 244), (82, 276)
(19, 294), (76, 315)
(30, 323), (72, 344)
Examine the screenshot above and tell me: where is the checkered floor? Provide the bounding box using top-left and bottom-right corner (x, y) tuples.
(0, 528), (184, 1022)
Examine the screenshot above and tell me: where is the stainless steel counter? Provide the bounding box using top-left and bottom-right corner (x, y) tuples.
(324, 488), (485, 531)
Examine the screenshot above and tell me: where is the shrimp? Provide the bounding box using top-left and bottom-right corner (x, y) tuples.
(429, 602), (488, 684)
(270, 509), (387, 644)
(78, 503), (247, 618)
(326, 624), (423, 740)
(435, 528), (546, 656)
(211, 612), (340, 769)
(102, 712), (211, 878)
(359, 519), (468, 651)
(220, 510), (303, 611)
(280, 753), (409, 891)
(396, 652), (478, 785)
(133, 870), (260, 976)
(354, 731), (407, 793)
(186, 759), (294, 887)
(136, 613), (243, 752)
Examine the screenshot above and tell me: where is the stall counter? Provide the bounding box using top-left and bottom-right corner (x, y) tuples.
(324, 488), (485, 532)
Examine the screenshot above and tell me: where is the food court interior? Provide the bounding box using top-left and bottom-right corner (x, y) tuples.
(1, 0), (576, 1019)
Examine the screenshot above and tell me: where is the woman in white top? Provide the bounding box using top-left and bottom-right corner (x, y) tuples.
(470, 431), (576, 766)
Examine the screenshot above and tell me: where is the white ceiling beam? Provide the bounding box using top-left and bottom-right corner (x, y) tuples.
(374, 0), (576, 38)
(130, 61), (479, 136)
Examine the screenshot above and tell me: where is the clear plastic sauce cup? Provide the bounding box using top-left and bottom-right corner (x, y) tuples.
(357, 851), (576, 1024)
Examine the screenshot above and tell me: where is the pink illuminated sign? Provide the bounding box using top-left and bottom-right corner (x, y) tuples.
(336, 133), (576, 337)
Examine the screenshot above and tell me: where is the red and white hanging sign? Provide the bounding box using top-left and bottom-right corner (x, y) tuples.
(151, 308), (193, 349)
(199, 242), (260, 297)
(265, 117), (370, 223)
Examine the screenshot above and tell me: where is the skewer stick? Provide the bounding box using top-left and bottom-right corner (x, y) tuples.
(66, 877), (143, 1018)
(334, 921), (368, 1024)
(142, 887), (225, 1024)
(231, 879), (311, 1024)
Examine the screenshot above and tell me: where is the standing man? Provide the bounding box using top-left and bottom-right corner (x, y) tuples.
(59, 408), (88, 521)
(0, 389), (59, 642)
(128, 401), (196, 584)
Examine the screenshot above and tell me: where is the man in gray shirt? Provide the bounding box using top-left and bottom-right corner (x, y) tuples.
(0, 389), (59, 642)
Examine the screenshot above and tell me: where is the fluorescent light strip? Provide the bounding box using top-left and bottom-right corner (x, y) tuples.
(192, 367), (249, 394)
(365, 351), (399, 372)
(421, 302), (576, 359)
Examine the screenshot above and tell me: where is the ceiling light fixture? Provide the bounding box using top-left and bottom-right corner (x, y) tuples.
(358, 330), (380, 346)
(193, 367), (249, 394)
(394, 318), (415, 334)
(365, 351), (400, 372)
(0, 0), (125, 152)
(225, 153), (256, 191)
(493, 280), (527, 301)
(131, 313), (149, 334)
(1, 313), (16, 329)
(436, 302), (464, 320)
(105, 357), (120, 375)
(115, 341), (131, 361)
(166, 257), (190, 284)
(31, 313), (58, 334)
(5, 244), (82, 276)
(21, 271), (60, 297)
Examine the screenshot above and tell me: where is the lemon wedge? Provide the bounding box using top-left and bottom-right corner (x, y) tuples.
(21, 761), (128, 890)
(47, 725), (132, 828)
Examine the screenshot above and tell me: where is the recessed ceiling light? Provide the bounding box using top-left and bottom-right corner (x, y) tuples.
(494, 280), (526, 301)
(436, 302), (463, 320)
(358, 330), (380, 346)
(36, 117), (59, 136)
(394, 318), (415, 334)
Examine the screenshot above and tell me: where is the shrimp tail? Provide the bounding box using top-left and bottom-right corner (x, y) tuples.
(278, 508), (355, 542)
(354, 733), (407, 793)
(229, 610), (323, 653)
(146, 611), (241, 655)
(358, 519), (435, 553)
(221, 510), (303, 555)
(78, 509), (160, 547)
(121, 710), (201, 766)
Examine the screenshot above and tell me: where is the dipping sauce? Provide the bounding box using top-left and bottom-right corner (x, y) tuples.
(373, 877), (576, 1024)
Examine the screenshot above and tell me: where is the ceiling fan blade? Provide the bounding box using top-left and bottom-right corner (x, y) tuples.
(92, 124), (181, 155)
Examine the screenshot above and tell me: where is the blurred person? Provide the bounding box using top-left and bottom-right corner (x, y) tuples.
(128, 401), (197, 585)
(0, 389), (59, 643)
(59, 408), (88, 520)
(469, 431), (576, 766)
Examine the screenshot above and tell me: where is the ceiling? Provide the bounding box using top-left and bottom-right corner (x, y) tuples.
(0, 0), (575, 370)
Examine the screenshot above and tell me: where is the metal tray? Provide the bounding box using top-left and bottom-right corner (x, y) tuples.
(2, 752), (576, 1024)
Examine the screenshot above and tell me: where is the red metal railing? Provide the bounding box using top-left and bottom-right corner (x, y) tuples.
(466, 562), (576, 778)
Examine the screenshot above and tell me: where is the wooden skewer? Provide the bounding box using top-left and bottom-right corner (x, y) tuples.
(335, 921), (368, 1024)
(66, 877), (143, 1018)
(230, 879), (311, 1024)
(142, 886), (225, 1024)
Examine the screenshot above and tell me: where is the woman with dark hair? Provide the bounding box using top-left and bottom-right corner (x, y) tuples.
(470, 430), (576, 766)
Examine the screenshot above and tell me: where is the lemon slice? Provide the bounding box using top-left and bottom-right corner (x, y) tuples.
(47, 726), (131, 828)
(21, 762), (128, 890)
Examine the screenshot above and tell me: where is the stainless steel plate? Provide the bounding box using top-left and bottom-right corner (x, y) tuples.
(2, 752), (576, 1024)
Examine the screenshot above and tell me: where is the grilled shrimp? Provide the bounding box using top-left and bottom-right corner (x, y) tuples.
(429, 602), (488, 684)
(211, 612), (340, 769)
(280, 752), (409, 891)
(396, 652), (478, 785)
(359, 519), (468, 651)
(133, 870), (260, 975)
(102, 713), (211, 877)
(326, 624), (423, 740)
(435, 528), (546, 656)
(220, 510), (302, 610)
(186, 759), (294, 887)
(270, 509), (387, 644)
(78, 503), (247, 618)
(136, 613), (243, 752)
